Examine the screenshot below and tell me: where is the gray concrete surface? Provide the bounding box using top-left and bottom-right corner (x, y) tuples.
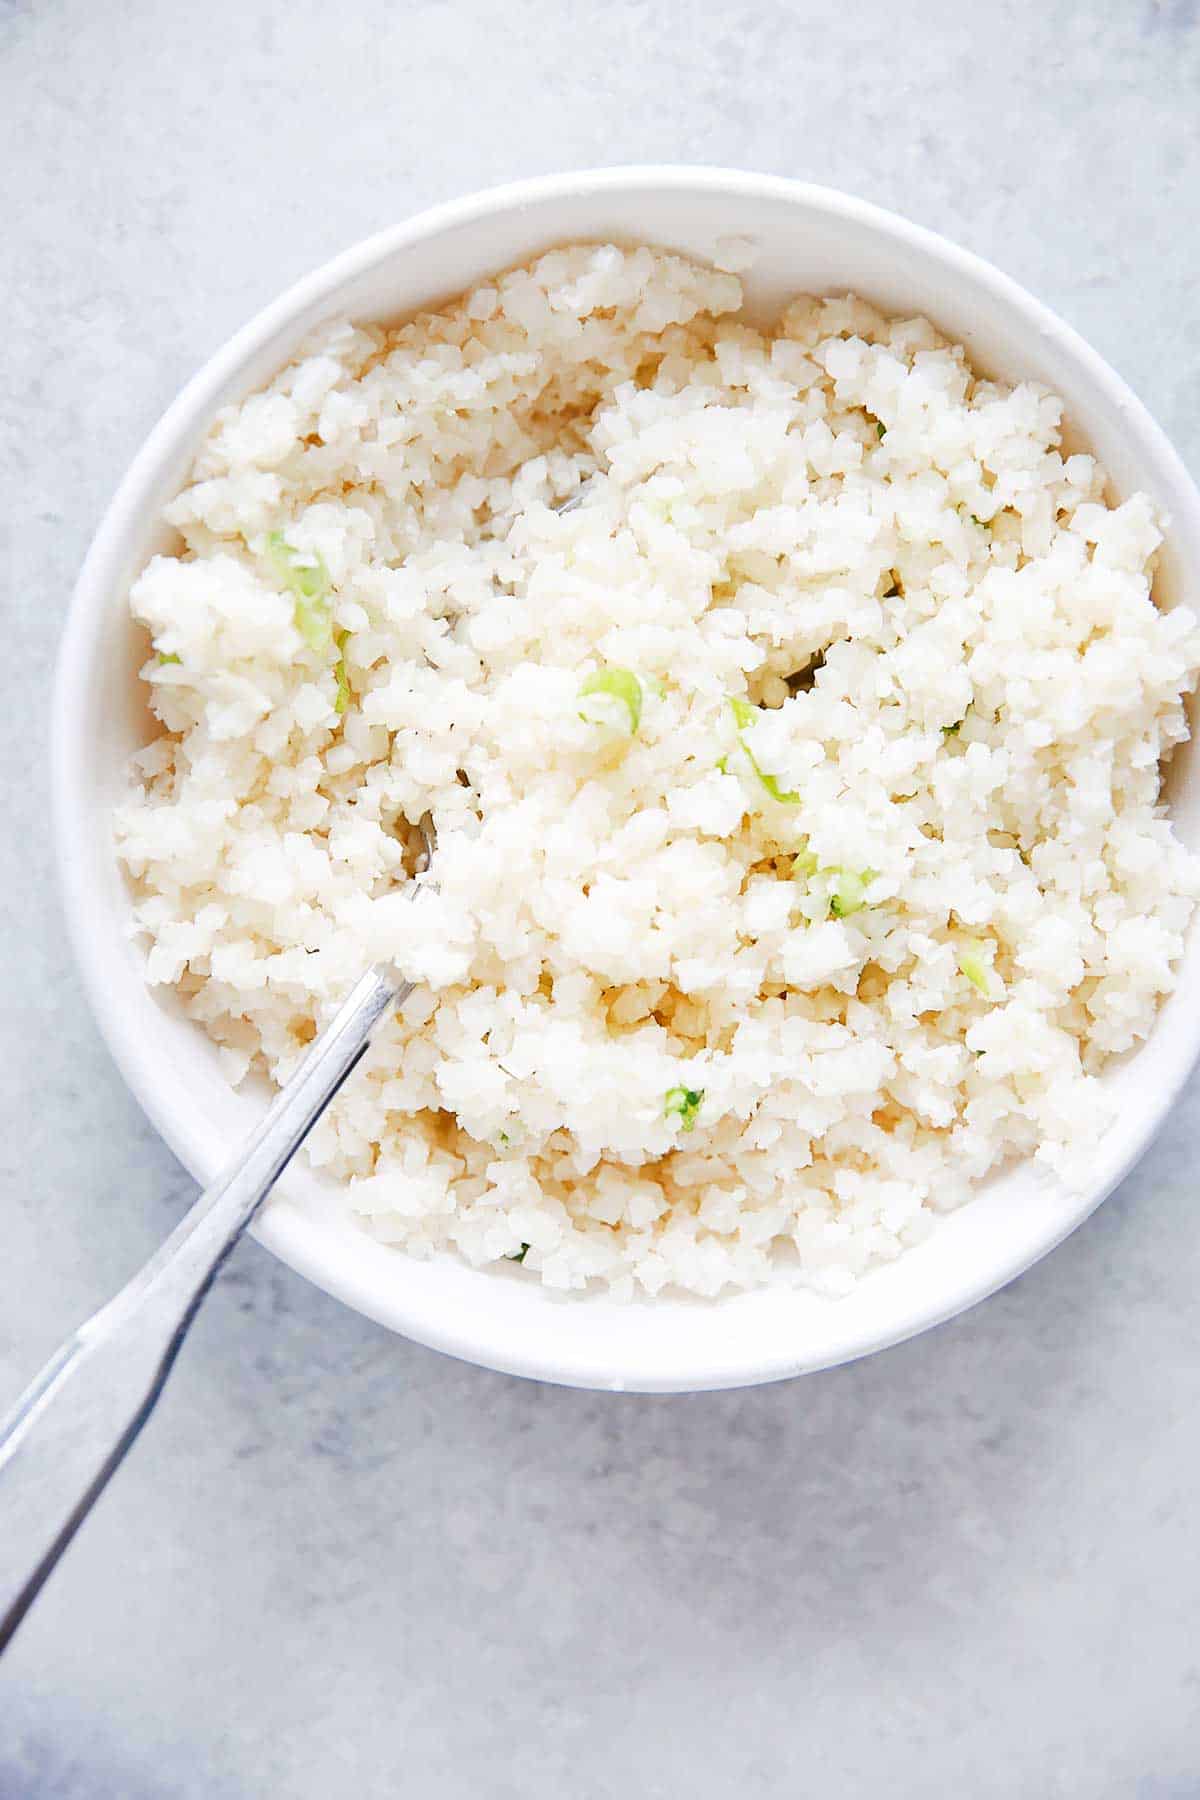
(3, 0), (1200, 1793)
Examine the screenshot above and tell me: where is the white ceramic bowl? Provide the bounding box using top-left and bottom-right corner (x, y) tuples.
(53, 167), (1200, 1392)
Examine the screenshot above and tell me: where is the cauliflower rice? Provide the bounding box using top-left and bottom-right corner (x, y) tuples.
(116, 242), (1200, 1299)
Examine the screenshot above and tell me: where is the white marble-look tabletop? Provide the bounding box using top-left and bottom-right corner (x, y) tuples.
(3, 0), (1200, 1793)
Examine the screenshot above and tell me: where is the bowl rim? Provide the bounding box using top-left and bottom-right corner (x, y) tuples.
(52, 164), (1200, 1390)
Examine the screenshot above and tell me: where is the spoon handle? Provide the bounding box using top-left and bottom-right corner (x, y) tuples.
(0, 964), (406, 1653)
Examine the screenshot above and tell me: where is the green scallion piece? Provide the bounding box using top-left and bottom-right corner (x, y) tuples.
(333, 628), (351, 716)
(664, 1086), (704, 1131)
(727, 697), (799, 804)
(266, 530), (334, 654)
(579, 666), (643, 734)
(793, 837), (819, 880)
(828, 867), (878, 918)
(156, 652), (182, 666)
(958, 941), (994, 998)
(506, 1243), (530, 1263)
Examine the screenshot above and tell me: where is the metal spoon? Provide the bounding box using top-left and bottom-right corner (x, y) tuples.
(0, 820), (433, 1651)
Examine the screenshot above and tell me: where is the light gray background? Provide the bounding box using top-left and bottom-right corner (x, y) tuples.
(3, 0), (1200, 1794)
